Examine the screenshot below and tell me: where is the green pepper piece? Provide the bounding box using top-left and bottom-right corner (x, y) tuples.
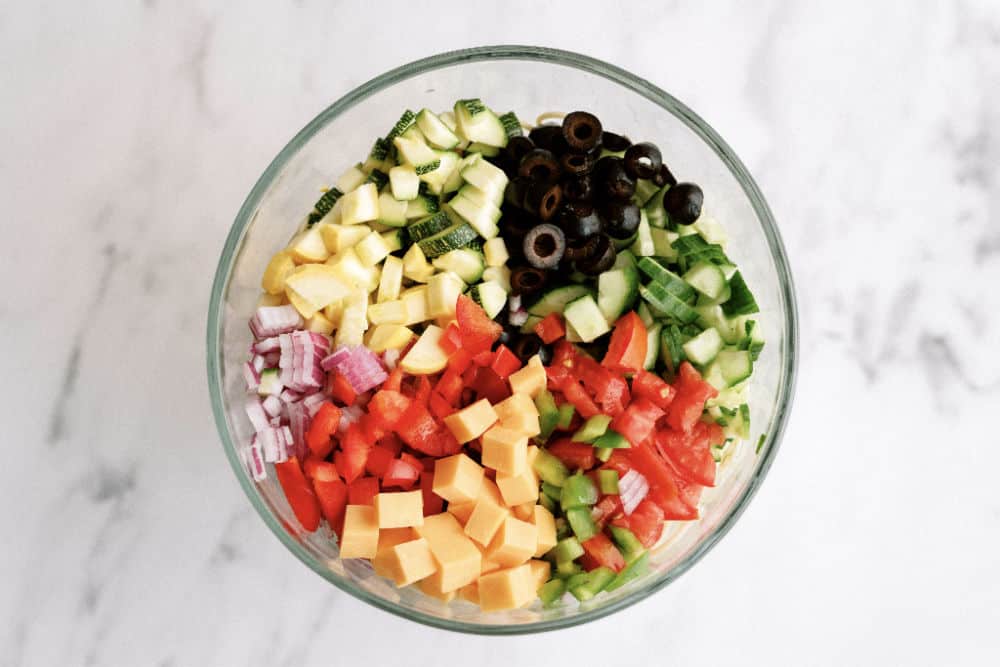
(557, 403), (575, 429)
(533, 448), (570, 487)
(592, 429), (630, 449)
(541, 481), (562, 500)
(608, 525), (646, 563)
(556, 559), (582, 579)
(535, 389), (559, 441)
(555, 517), (570, 540)
(539, 491), (557, 513)
(605, 552), (650, 592)
(598, 469), (620, 495)
(560, 474), (599, 511)
(571, 414), (612, 443)
(595, 446), (613, 462)
(553, 536), (585, 562)
(566, 507), (597, 541)
(568, 566), (616, 601)
(565, 572), (590, 594)
(538, 578), (567, 607)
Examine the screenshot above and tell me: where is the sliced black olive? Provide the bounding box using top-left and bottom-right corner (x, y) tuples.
(599, 201), (641, 239)
(557, 202), (602, 239)
(510, 266), (548, 295)
(560, 151), (595, 176)
(601, 131), (631, 152)
(663, 182), (703, 225)
(505, 136), (535, 164)
(562, 111), (603, 151)
(561, 174), (593, 202)
(623, 142), (662, 180)
(652, 162), (677, 187)
(523, 181), (563, 221)
(494, 327), (514, 350)
(594, 156), (635, 201)
(576, 234), (617, 275)
(522, 223), (566, 270)
(511, 334), (544, 364)
(528, 125), (568, 153)
(519, 148), (561, 183)
(565, 233), (600, 261)
(537, 341), (553, 365)
(504, 176), (530, 209)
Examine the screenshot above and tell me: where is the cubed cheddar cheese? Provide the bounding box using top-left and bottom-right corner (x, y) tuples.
(511, 502), (535, 521)
(373, 491), (424, 529)
(371, 527), (415, 578)
(446, 501), (476, 525)
(443, 399), (498, 444)
(479, 478), (505, 507)
(458, 581), (480, 604)
(464, 497), (510, 547)
(339, 505), (379, 559)
(413, 513), (482, 592)
(527, 559), (551, 591)
(473, 541), (503, 575)
(480, 425), (528, 475)
(507, 355), (546, 398)
(385, 538), (437, 587)
(493, 393), (540, 437)
(433, 454), (484, 504)
(486, 516), (537, 567)
(496, 446), (540, 507)
(477, 564), (536, 612)
(418, 573), (457, 602)
(531, 505), (558, 558)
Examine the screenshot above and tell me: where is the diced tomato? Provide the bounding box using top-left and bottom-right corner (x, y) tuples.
(592, 494), (624, 527)
(305, 402), (341, 458)
(327, 372), (358, 406)
(360, 412), (387, 444)
(336, 423), (371, 484)
(413, 376), (432, 405)
(472, 367), (511, 404)
(313, 478), (348, 536)
(561, 380), (600, 419)
(674, 472), (704, 511)
(631, 369), (677, 412)
(383, 457), (421, 489)
(611, 397), (665, 448)
(456, 295), (502, 354)
(578, 552), (601, 571)
(428, 391), (456, 420)
(489, 345), (522, 379)
(552, 340), (579, 368)
(582, 533), (626, 572)
(367, 389), (411, 430)
(448, 348), (473, 374)
(578, 360), (630, 417)
(348, 476), (379, 505)
(665, 362), (718, 432)
(655, 424), (717, 487)
(440, 322), (463, 354)
(382, 366), (404, 392)
(612, 499), (664, 548)
(624, 439), (694, 519)
(435, 368), (464, 405)
(545, 364), (573, 390)
(647, 483), (698, 520)
(420, 471), (444, 516)
(601, 450), (633, 477)
(602, 311), (647, 373)
(534, 312), (566, 344)
(364, 444), (394, 477)
(275, 458), (321, 532)
(546, 439), (596, 471)
(394, 400), (442, 456)
(473, 349), (494, 367)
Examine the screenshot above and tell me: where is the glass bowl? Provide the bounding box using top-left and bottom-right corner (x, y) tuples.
(207, 45), (797, 634)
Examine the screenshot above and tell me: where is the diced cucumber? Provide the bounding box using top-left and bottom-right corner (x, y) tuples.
(453, 98), (508, 148)
(715, 348), (753, 385)
(721, 271), (760, 316)
(564, 294), (611, 342)
(636, 301), (655, 327)
(460, 158), (508, 204)
(376, 192), (408, 227)
(415, 108), (460, 150)
(498, 111), (523, 138)
(682, 327), (723, 365)
(528, 284), (594, 317)
(388, 165), (419, 201)
(483, 237), (509, 267)
(650, 227), (678, 261)
(402, 243), (435, 283)
(643, 323), (662, 370)
(643, 185), (669, 228)
(672, 234), (730, 266)
(456, 183), (503, 210)
(381, 229), (405, 253)
(365, 168), (388, 190)
(339, 182), (379, 225)
(693, 214), (727, 245)
(520, 314), (542, 334)
(404, 191), (439, 219)
(407, 211), (451, 242)
(613, 232), (638, 251)
(693, 304), (746, 344)
(683, 261), (727, 299)
(630, 210), (655, 257)
(335, 163), (367, 193)
(639, 282), (699, 324)
(449, 194), (500, 239)
(597, 265), (640, 324)
(466, 280), (507, 318)
(482, 265), (510, 293)
(740, 319), (765, 360)
(660, 324), (686, 374)
(417, 222), (479, 259)
(385, 109), (417, 141)
(632, 178), (660, 207)
(432, 248), (485, 284)
(696, 284), (732, 306)
(377, 255), (404, 303)
(393, 136), (440, 174)
(637, 257), (696, 300)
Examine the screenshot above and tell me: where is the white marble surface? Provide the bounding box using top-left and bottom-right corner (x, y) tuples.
(3, 1), (1000, 665)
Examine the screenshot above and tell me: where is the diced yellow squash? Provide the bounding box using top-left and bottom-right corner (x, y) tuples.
(377, 255), (404, 303)
(477, 564), (536, 612)
(339, 182), (379, 225)
(531, 505), (557, 558)
(485, 516), (537, 567)
(334, 290), (368, 347)
(480, 425), (528, 475)
(427, 271), (465, 319)
(284, 264), (350, 312)
(418, 573), (457, 602)
(493, 393), (541, 437)
(262, 251), (297, 295)
(335, 164), (367, 193)
(286, 288), (322, 319)
(463, 496), (510, 547)
(443, 399), (498, 444)
(365, 324), (414, 353)
(339, 505), (379, 559)
(305, 311), (335, 335)
(327, 247), (377, 291)
(319, 223), (369, 254)
(507, 355), (546, 398)
(354, 230), (391, 266)
(496, 446), (540, 507)
(371, 527), (415, 578)
(368, 300), (408, 326)
(385, 538), (437, 587)
(483, 237), (509, 267)
(413, 513), (482, 592)
(447, 501), (475, 525)
(323, 298), (344, 324)
(401, 286), (430, 325)
(512, 502), (534, 522)
(288, 226), (331, 263)
(433, 454), (484, 504)
(402, 244), (435, 283)
(527, 559), (551, 591)
(373, 491), (424, 529)
(400, 325), (448, 374)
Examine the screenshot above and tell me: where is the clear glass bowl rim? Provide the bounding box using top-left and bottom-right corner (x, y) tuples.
(206, 44), (799, 635)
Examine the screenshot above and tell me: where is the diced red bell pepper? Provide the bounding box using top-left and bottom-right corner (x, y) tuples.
(360, 412), (387, 444)
(534, 312), (566, 344)
(382, 366), (404, 392)
(395, 400), (442, 456)
(348, 476), (379, 505)
(602, 311), (648, 373)
(437, 426), (463, 455)
(545, 364), (573, 390)
(448, 348), (473, 374)
(552, 340), (579, 368)
(489, 345), (522, 380)
(327, 372), (358, 406)
(473, 349), (494, 367)
(440, 322), (463, 355)
(546, 439), (597, 471)
(471, 366), (512, 404)
(336, 423), (371, 484)
(305, 402), (341, 459)
(611, 498), (664, 548)
(665, 362), (718, 432)
(435, 368), (464, 405)
(611, 397), (665, 448)
(631, 369), (677, 412)
(367, 389), (412, 430)
(380, 432), (403, 456)
(592, 494), (624, 527)
(428, 391), (456, 420)
(561, 380), (600, 419)
(413, 376), (432, 405)
(313, 478), (348, 536)
(274, 457), (321, 532)
(456, 295), (502, 354)
(581, 533), (626, 572)
(364, 444), (394, 478)
(383, 457), (421, 489)
(304, 459), (339, 482)
(420, 471), (444, 516)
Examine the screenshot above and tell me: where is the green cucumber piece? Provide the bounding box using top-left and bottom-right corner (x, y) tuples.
(404, 191), (440, 219)
(650, 227), (678, 260)
(639, 282), (699, 324)
(453, 98), (508, 148)
(466, 280), (506, 318)
(643, 323), (662, 370)
(563, 294), (611, 343)
(385, 109), (417, 141)
(715, 348), (753, 385)
(637, 257), (696, 300)
(306, 187), (343, 226)
(683, 261), (727, 299)
(528, 284), (594, 317)
(740, 319), (765, 360)
(449, 194), (500, 239)
(633, 179), (660, 207)
(415, 108), (460, 150)
(682, 327), (724, 366)
(407, 211), (451, 241)
(630, 210), (655, 256)
(597, 258), (640, 323)
(721, 271), (760, 316)
(499, 111), (524, 138)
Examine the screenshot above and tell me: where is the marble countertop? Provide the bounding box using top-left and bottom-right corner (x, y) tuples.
(3, 2), (999, 665)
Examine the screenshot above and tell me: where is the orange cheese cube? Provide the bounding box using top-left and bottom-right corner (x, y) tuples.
(481, 425), (528, 475)
(479, 477), (504, 506)
(512, 502), (535, 521)
(485, 516), (537, 567)
(527, 559), (551, 591)
(371, 527), (415, 578)
(531, 505), (558, 558)
(458, 581), (480, 604)
(496, 446), (540, 507)
(339, 505), (379, 559)
(477, 564), (536, 611)
(507, 354), (546, 398)
(413, 513), (482, 592)
(447, 501), (476, 525)
(433, 453), (484, 503)
(373, 491), (424, 529)
(443, 399), (498, 443)
(385, 538), (437, 587)
(464, 497), (510, 547)
(493, 393), (540, 437)
(473, 541), (502, 574)
(418, 573), (457, 602)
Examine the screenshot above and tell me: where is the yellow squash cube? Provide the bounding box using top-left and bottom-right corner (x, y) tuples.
(373, 491), (424, 529)
(386, 538), (437, 587)
(496, 446), (540, 507)
(401, 286), (430, 325)
(477, 564), (536, 612)
(368, 300), (409, 326)
(443, 399), (498, 444)
(261, 251), (297, 295)
(527, 559), (551, 591)
(507, 355), (546, 398)
(446, 501), (475, 525)
(493, 393), (540, 437)
(339, 505), (379, 559)
(531, 505), (558, 558)
(481, 425), (528, 475)
(413, 513), (482, 593)
(366, 324), (414, 353)
(433, 454), (484, 504)
(305, 311), (335, 335)
(464, 497), (510, 547)
(286, 287), (321, 319)
(371, 527), (415, 579)
(486, 516), (537, 567)
(287, 226), (331, 263)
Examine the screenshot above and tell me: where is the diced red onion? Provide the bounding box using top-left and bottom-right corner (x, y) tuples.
(279, 389), (301, 404)
(246, 441), (267, 481)
(508, 308), (529, 327)
(382, 348), (401, 370)
(619, 470), (650, 516)
(261, 395), (282, 418)
(277, 426), (292, 462)
(508, 294), (522, 312)
(302, 392), (327, 418)
(337, 405), (364, 434)
(286, 401), (309, 460)
(279, 331), (331, 393)
(258, 427), (281, 462)
(243, 361), (260, 391)
(244, 397), (270, 433)
(262, 351), (280, 367)
(321, 345), (388, 394)
(251, 354), (266, 373)
(249, 305), (303, 339)
(253, 337), (282, 355)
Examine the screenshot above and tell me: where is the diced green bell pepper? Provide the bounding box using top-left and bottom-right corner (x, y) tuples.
(555, 517), (570, 540)
(569, 566), (617, 601)
(598, 469), (620, 495)
(572, 414), (612, 443)
(557, 403), (575, 429)
(535, 389), (559, 441)
(538, 578), (567, 607)
(539, 491), (557, 513)
(566, 507), (598, 541)
(608, 525), (646, 563)
(553, 536), (585, 562)
(556, 559), (582, 579)
(595, 447), (612, 462)
(605, 552), (650, 592)
(560, 474), (598, 511)
(534, 448), (570, 487)
(593, 429), (630, 449)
